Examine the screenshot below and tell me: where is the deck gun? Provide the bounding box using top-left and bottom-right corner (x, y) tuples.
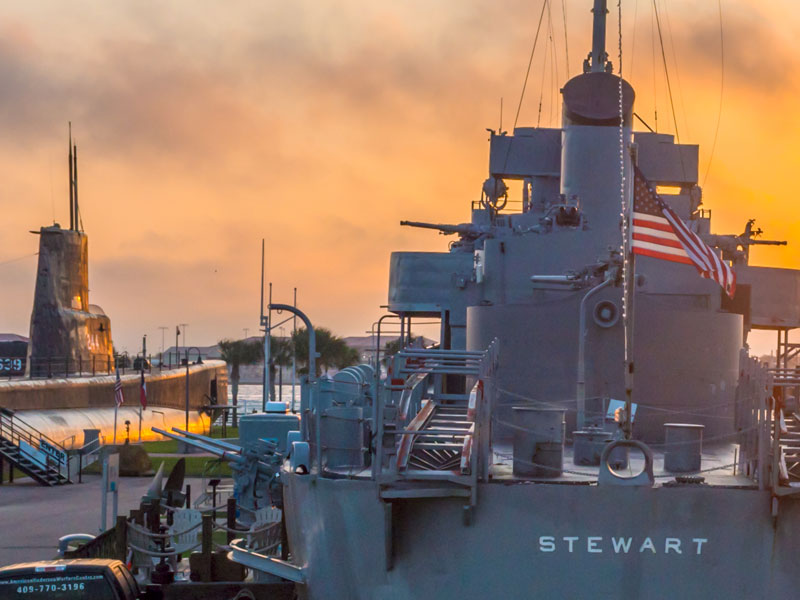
(400, 220), (494, 240)
(704, 219), (787, 264)
(151, 427), (284, 521)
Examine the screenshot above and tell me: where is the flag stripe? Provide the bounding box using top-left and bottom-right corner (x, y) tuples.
(632, 247), (695, 265)
(632, 225), (680, 242)
(632, 240), (689, 258)
(632, 232), (684, 249)
(633, 217), (674, 233)
(631, 167), (736, 298)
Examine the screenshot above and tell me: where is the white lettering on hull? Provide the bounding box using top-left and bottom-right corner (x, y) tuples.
(537, 536), (708, 555)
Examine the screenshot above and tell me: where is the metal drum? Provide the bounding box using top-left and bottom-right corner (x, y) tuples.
(573, 427), (612, 466)
(512, 407), (565, 478)
(663, 423), (705, 473)
(321, 406), (364, 470)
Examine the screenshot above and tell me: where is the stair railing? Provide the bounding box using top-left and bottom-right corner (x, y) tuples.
(0, 408), (71, 482)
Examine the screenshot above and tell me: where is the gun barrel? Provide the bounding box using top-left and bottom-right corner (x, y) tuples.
(750, 240), (788, 246)
(400, 220), (454, 232)
(171, 427), (242, 453)
(151, 426), (239, 460)
(400, 220), (479, 235)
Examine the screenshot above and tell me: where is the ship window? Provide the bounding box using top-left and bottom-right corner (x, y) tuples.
(656, 185), (682, 196)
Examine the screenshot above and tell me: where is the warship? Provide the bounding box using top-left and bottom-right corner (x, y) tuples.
(53, 0), (799, 597)
(221, 1), (800, 598)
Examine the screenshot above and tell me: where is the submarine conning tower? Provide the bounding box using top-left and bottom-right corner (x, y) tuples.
(26, 128), (113, 377)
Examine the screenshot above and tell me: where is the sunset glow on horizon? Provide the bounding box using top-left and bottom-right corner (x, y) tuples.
(1, 0), (798, 357)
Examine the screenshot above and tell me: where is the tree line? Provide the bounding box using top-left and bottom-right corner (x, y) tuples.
(217, 327), (359, 426)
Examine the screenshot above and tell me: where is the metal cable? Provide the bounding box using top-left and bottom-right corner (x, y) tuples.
(702, 0), (724, 187)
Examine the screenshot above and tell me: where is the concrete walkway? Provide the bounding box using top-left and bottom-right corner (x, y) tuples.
(0, 474), (204, 566)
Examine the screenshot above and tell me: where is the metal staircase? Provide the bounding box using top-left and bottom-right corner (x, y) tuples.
(377, 343), (498, 506)
(779, 411), (800, 482)
(397, 395), (475, 475)
(0, 408), (72, 486)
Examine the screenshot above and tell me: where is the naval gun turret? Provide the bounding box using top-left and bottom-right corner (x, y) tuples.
(704, 219), (788, 264)
(152, 425), (289, 523)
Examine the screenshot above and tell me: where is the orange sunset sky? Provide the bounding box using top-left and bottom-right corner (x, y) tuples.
(0, 0), (798, 357)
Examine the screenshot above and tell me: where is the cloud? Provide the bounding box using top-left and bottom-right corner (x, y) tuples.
(0, 0), (798, 355)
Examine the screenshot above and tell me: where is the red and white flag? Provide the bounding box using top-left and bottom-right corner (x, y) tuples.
(114, 369), (124, 406)
(140, 369), (147, 410)
(631, 167), (736, 298)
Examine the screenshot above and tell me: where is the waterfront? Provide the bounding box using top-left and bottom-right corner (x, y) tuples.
(224, 383), (299, 421)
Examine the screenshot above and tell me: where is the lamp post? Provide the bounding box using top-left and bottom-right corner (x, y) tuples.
(185, 347), (203, 431)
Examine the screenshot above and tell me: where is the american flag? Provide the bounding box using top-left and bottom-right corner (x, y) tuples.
(140, 369), (147, 410)
(114, 369), (124, 406)
(631, 167), (736, 298)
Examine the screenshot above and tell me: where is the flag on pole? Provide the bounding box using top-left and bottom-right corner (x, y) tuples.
(140, 370), (147, 410)
(631, 167), (736, 298)
(114, 369), (125, 406)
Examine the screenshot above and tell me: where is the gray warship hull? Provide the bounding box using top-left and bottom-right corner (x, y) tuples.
(282, 475), (798, 600)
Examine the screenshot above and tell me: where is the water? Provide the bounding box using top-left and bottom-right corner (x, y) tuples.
(224, 383), (300, 423)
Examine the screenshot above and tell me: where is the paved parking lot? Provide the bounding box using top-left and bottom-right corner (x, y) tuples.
(0, 474), (203, 566)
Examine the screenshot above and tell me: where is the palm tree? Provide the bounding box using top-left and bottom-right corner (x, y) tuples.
(268, 336), (293, 401)
(382, 333), (421, 366)
(218, 338), (263, 427)
(292, 327), (359, 376)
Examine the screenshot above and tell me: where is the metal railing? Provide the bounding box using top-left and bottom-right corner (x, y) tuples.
(25, 352), (203, 379)
(0, 408), (72, 482)
(371, 340), (499, 489)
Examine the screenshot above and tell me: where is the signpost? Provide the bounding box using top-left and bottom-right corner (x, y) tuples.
(100, 453), (119, 532)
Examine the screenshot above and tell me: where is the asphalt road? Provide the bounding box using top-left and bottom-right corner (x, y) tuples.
(0, 474), (203, 566)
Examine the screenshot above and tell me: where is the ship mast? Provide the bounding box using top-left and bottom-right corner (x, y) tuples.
(590, 0), (609, 73)
(587, 0), (635, 437)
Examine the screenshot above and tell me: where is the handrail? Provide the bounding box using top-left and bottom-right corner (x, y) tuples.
(0, 409), (71, 480)
(372, 341), (499, 484)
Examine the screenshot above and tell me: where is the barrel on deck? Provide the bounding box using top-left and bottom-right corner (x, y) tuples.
(663, 423), (704, 472)
(512, 407), (565, 478)
(573, 427), (612, 466)
(321, 406), (364, 470)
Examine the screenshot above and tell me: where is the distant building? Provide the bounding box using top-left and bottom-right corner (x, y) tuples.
(0, 334), (28, 376)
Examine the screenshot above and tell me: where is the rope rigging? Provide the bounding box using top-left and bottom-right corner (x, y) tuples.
(702, 0), (725, 187)
(651, 0), (681, 143)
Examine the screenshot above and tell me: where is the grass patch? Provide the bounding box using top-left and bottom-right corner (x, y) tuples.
(208, 426), (238, 439)
(81, 455), (232, 478)
(150, 456), (232, 478)
(143, 439), (179, 453)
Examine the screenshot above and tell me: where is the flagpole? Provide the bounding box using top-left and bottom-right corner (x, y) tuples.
(113, 403), (118, 445)
(139, 335), (146, 442)
(615, 0), (635, 439)
(623, 253), (635, 440)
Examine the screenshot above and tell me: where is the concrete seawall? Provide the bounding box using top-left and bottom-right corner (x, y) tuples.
(0, 360), (228, 412)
